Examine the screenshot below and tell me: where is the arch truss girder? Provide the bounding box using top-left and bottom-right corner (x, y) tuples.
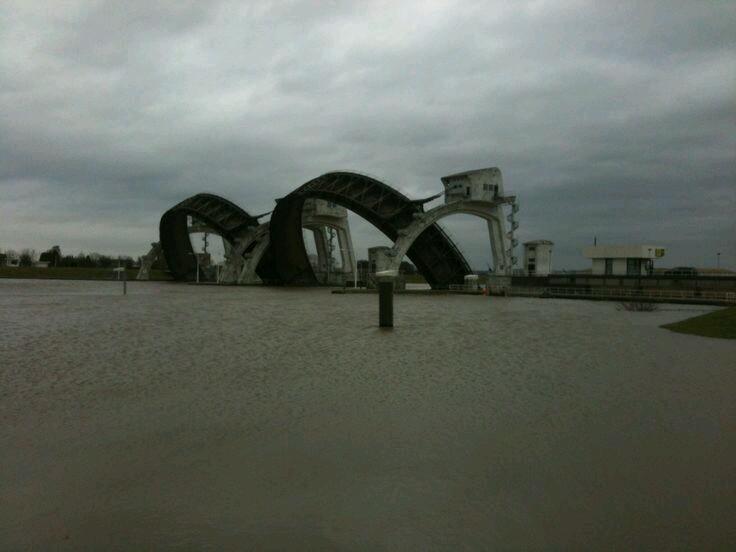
(387, 199), (516, 275)
(270, 171), (471, 288)
(180, 193), (259, 237)
(160, 193), (264, 281)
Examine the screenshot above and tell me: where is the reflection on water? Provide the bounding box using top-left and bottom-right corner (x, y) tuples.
(1, 279), (734, 550)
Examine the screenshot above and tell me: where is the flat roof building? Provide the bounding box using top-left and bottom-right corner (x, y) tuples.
(441, 167), (504, 203)
(523, 240), (553, 276)
(583, 244), (665, 276)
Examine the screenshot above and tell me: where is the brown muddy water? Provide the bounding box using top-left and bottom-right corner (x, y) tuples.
(1, 279), (734, 550)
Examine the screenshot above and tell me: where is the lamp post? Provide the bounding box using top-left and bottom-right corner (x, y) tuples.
(717, 252), (721, 270)
(113, 267), (126, 294)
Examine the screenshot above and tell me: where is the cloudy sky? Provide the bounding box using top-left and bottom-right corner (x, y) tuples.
(1, 0), (734, 270)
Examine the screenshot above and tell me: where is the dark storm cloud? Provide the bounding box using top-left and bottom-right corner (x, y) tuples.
(1, 0), (734, 268)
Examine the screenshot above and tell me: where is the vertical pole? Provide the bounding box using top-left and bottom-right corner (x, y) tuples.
(123, 269), (127, 295)
(196, 255), (200, 284)
(378, 280), (394, 328)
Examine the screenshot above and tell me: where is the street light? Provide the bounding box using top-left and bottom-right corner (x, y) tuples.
(717, 252), (721, 270)
(113, 267), (127, 295)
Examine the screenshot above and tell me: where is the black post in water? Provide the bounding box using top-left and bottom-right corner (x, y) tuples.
(378, 280), (394, 327)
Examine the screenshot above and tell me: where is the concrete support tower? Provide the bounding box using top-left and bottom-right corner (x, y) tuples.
(216, 198), (356, 285)
(136, 242), (162, 280)
(301, 199), (357, 286)
(384, 167), (519, 276)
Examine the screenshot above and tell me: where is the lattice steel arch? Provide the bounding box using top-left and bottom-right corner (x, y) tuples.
(269, 171), (471, 288)
(160, 193), (269, 281)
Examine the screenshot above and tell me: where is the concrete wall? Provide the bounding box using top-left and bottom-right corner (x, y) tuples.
(591, 258), (605, 275)
(523, 243), (553, 276)
(512, 274), (736, 292)
(591, 257), (649, 276)
(592, 258), (627, 275)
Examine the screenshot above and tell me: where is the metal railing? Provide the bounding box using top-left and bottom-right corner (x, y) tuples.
(487, 285), (736, 304)
(546, 287), (735, 302)
(448, 284), (481, 291)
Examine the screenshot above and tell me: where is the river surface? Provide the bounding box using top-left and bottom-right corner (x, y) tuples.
(1, 279), (734, 550)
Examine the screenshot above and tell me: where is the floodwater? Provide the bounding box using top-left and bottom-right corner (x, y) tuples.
(1, 279), (734, 550)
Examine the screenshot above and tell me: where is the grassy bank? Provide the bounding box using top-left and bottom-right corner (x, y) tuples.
(0, 266), (172, 281)
(661, 307), (736, 339)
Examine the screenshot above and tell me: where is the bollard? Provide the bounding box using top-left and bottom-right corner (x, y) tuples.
(375, 269), (398, 328)
(378, 281), (393, 327)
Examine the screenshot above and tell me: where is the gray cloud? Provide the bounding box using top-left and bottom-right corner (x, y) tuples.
(1, 0), (734, 268)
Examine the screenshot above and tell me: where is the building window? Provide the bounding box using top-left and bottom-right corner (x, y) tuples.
(626, 258), (641, 275)
(466, 186), (471, 197)
(527, 262), (535, 274)
(604, 258), (613, 275)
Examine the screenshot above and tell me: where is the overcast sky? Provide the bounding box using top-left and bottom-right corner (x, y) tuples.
(1, 0), (734, 270)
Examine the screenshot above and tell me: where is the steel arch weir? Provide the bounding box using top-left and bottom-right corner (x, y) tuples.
(160, 193), (265, 281)
(269, 171), (471, 288)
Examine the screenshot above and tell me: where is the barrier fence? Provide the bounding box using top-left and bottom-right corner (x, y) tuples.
(487, 285), (736, 304)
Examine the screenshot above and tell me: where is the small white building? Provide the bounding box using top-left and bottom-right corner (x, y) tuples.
(1, 253), (20, 267)
(441, 167), (504, 203)
(464, 273), (480, 290)
(523, 240), (553, 276)
(583, 244), (665, 276)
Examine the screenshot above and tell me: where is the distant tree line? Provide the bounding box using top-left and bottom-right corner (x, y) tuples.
(0, 248), (38, 267)
(0, 246), (137, 269)
(56, 253), (136, 269)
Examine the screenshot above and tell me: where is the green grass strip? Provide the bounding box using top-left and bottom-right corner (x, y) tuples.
(662, 306), (736, 339)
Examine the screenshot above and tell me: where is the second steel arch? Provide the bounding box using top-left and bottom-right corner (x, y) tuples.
(269, 171), (471, 288)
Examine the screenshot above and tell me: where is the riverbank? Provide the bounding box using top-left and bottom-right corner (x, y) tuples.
(661, 306), (736, 339)
(0, 266), (171, 281)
